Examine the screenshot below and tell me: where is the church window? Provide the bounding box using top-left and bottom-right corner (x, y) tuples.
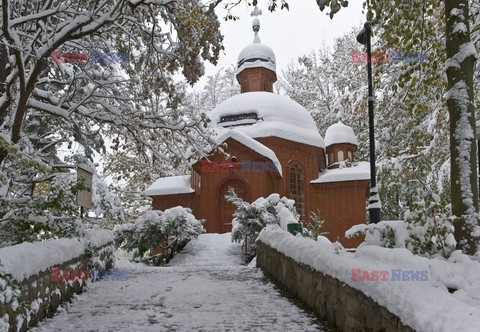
(264, 81), (268, 91)
(329, 153), (334, 165)
(218, 112), (259, 127)
(241, 82), (247, 93)
(347, 151), (353, 161)
(289, 163), (305, 222)
(338, 150), (344, 162)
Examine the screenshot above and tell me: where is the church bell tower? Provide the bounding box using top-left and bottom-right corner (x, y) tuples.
(236, 6), (277, 93)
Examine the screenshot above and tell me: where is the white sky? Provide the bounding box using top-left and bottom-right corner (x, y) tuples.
(196, 0), (366, 89)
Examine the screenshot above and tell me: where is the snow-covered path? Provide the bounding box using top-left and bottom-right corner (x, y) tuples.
(33, 233), (324, 331)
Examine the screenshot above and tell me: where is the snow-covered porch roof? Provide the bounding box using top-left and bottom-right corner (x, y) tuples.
(144, 175), (194, 196)
(191, 129), (283, 177)
(311, 162), (370, 184)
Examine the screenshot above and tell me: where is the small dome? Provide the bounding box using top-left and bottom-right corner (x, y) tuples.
(324, 121), (358, 147)
(237, 43), (276, 74)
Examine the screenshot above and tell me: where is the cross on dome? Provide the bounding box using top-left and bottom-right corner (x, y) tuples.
(251, 5), (262, 17)
(251, 6), (262, 43)
(236, 4), (277, 90)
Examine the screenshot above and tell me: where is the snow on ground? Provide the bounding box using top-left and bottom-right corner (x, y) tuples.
(33, 233), (324, 332)
(167, 232), (243, 267)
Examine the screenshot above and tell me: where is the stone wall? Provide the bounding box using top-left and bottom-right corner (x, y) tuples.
(0, 242), (114, 332)
(256, 242), (414, 332)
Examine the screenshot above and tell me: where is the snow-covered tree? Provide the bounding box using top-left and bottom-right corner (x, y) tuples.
(366, 0), (479, 255)
(444, 0), (479, 255)
(91, 174), (125, 225)
(280, 30), (369, 161)
(226, 188), (299, 259)
(0, 156), (123, 247)
(346, 189), (456, 259)
(0, 169), (84, 247)
(197, 65), (240, 112)
(283, 1), (480, 255)
(0, 0), (224, 165)
(0, 0), (226, 241)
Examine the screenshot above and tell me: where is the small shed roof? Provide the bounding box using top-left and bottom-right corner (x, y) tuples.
(144, 175), (194, 196)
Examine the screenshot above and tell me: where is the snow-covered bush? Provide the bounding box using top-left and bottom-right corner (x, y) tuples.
(346, 220), (408, 249)
(0, 263), (24, 318)
(226, 188), (299, 259)
(114, 207), (204, 264)
(346, 193), (456, 258)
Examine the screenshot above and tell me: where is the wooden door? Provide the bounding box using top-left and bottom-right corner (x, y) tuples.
(219, 178), (250, 233)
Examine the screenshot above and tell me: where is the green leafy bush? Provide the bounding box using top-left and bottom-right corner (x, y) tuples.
(303, 209), (328, 240)
(404, 192), (456, 257)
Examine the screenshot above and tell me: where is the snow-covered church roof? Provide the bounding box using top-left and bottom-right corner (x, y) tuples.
(237, 13), (276, 75)
(311, 161), (370, 184)
(209, 92), (325, 148)
(324, 121), (358, 147)
(214, 129), (282, 176)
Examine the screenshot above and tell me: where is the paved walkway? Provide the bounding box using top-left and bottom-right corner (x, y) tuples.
(33, 234), (324, 331)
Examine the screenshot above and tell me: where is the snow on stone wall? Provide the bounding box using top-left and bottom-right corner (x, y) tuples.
(0, 230), (113, 282)
(0, 230), (114, 331)
(257, 225), (480, 332)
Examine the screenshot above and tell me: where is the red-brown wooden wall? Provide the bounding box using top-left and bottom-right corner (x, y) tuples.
(151, 136), (368, 248)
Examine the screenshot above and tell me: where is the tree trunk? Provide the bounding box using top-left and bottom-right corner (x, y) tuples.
(0, 39), (8, 96)
(0, 39), (9, 167)
(445, 0), (479, 255)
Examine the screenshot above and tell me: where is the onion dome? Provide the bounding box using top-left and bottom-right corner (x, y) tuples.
(324, 121), (358, 147)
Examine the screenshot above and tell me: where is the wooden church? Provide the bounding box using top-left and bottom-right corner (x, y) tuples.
(145, 13), (370, 248)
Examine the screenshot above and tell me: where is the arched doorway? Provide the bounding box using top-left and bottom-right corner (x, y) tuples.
(218, 177), (251, 233)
